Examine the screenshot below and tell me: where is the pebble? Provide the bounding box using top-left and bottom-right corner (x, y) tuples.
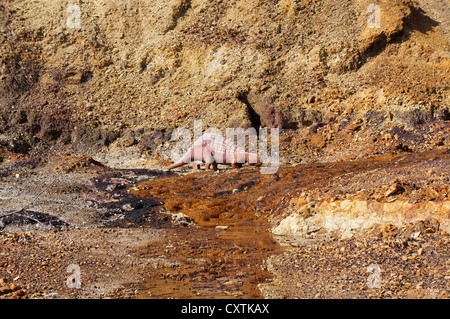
(0, 285), (11, 294)
(0, 281), (27, 298)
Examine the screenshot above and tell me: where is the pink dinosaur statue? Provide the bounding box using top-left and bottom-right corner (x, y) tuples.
(166, 133), (262, 171)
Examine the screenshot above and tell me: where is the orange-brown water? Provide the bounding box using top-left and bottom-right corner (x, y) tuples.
(135, 221), (282, 298)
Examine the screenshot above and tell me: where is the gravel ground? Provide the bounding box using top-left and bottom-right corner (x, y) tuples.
(260, 220), (450, 299)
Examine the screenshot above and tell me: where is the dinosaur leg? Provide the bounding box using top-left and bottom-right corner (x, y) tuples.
(166, 145), (198, 170)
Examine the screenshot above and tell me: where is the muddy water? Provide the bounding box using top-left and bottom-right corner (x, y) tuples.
(135, 221), (282, 299)
(130, 149), (449, 298)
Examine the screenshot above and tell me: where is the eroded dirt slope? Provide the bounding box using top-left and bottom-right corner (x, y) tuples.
(0, 0), (448, 165)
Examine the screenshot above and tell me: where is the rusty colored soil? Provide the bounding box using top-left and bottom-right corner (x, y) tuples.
(131, 149), (450, 226)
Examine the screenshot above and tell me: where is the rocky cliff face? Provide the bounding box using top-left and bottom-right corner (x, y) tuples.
(0, 0), (448, 165)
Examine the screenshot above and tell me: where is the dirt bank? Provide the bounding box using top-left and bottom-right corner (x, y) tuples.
(0, 0), (448, 165)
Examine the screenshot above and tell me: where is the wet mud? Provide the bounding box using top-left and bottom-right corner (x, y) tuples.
(134, 222), (283, 299)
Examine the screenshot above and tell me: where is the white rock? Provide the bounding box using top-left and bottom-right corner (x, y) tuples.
(272, 213), (305, 236)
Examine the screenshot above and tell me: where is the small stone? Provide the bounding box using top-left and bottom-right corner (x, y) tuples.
(384, 181), (404, 197)
(123, 137), (135, 147)
(215, 225), (229, 230)
(310, 134), (326, 149)
(0, 285), (11, 295)
(12, 289), (26, 297)
(410, 231), (421, 240)
(340, 230), (353, 239)
(122, 204), (134, 211)
(346, 123), (361, 132)
(223, 279), (242, 286)
(224, 290), (244, 297)
(10, 283), (21, 291)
